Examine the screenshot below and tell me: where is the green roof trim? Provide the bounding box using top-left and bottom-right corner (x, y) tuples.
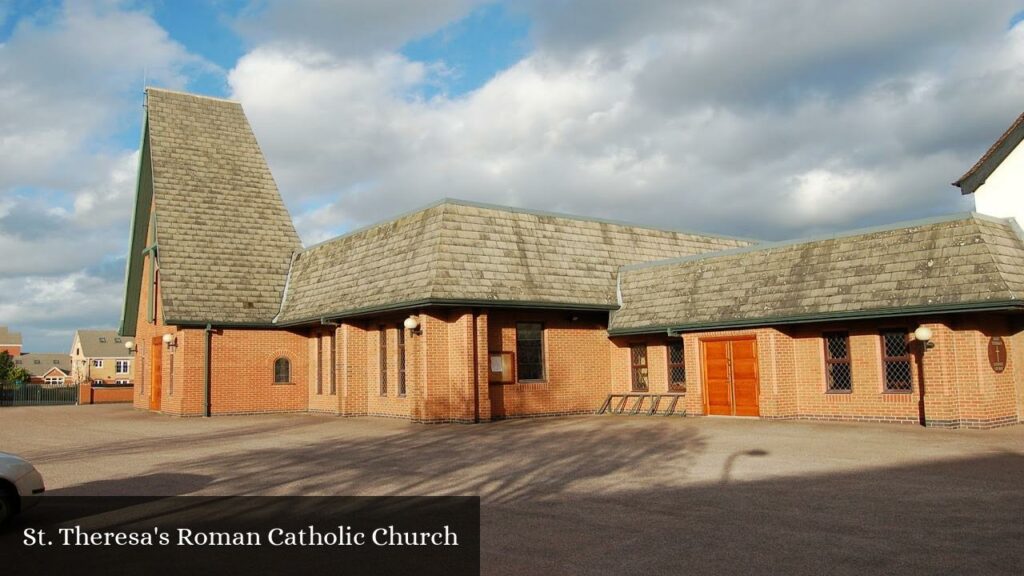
(117, 114), (152, 338)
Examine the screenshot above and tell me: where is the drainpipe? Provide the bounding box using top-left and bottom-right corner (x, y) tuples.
(203, 323), (213, 417)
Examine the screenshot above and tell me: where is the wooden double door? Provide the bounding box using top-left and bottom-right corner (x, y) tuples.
(701, 337), (760, 416)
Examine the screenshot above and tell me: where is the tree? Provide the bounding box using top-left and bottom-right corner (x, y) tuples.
(0, 351), (32, 385)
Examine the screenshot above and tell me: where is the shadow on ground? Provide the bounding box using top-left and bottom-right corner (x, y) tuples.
(44, 473), (213, 496)
(42, 415), (1024, 575)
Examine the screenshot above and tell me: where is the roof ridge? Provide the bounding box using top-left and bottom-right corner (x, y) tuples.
(438, 198), (760, 243)
(300, 197), (758, 256)
(620, 211), (992, 272)
(145, 86), (240, 105)
(426, 202), (451, 301)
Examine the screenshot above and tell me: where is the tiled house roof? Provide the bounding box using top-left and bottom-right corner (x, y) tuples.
(140, 88), (302, 325)
(74, 330), (130, 358)
(14, 354), (72, 377)
(610, 214), (1024, 334)
(954, 111), (1024, 195)
(276, 200), (752, 323)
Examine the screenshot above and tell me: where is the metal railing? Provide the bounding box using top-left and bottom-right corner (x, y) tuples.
(0, 381), (79, 407)
(598, 393), (687, 416)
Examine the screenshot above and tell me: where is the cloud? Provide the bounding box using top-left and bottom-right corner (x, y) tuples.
(0, 1), (211, 351)
(227, 1), (1020, 244)
(234, 0), (483, 56)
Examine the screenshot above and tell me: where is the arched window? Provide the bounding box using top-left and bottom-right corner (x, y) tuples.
(274, 357), (290, 384)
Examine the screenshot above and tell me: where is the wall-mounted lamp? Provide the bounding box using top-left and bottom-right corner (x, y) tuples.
(403, 315), (422, 335)
(914, 326), (935, 350)
(124, 340), (136, 353)
(162, 333), (178, 351)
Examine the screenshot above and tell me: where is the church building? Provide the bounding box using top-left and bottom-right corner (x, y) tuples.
(119, 88), (1024, 428)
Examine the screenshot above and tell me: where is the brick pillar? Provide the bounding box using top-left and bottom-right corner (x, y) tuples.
(78, 381), (92, 405)
(413, 312), (446, 422)
(338, 322), (368, 417)
(682, 333), (704, 415)
(918, 321), (960, 428)
(474, 310), (490, 422)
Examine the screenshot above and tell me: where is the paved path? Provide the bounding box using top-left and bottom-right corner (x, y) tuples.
(1, 405), (1022, 574)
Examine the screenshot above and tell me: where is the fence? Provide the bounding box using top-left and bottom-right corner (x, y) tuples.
(0, 381), (80, 407)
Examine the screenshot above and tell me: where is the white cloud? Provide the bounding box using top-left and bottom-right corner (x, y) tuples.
(228, 2), (1017, 243)
(0, 1), (211, 350)
(234, 0), (483, 56)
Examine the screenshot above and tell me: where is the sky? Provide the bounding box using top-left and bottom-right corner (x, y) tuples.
(1, 0), (1023, 352)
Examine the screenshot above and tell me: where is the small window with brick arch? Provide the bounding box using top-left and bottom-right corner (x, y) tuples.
(666, 340), (685, 392)
(881, 329), (912, 392)
(823, 331), (852, 392)
(274, 358), (290, 384)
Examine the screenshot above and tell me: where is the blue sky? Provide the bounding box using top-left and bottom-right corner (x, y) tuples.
(1, 0), (1023, 352)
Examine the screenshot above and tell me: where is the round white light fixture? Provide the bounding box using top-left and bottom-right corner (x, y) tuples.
(124, 340), (135, 350)
(403, 315), (420, 331)
(162, 333), (175, 344)
(914, 326), (933, 342)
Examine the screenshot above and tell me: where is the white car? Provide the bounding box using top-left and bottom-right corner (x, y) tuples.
(0, 452), (44, 525)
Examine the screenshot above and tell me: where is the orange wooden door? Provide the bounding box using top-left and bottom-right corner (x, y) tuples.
(703, 340), (733, 415)
(701, 338), (760, 417)
(150, 337), (162, 411)
(730, 339), (760, 417)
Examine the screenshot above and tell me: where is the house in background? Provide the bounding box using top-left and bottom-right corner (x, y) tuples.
(118, 88), (1024, 428)
(0, 327), (22, 357)
(13, 353), (71, 386)
(70, 330), (133, 386)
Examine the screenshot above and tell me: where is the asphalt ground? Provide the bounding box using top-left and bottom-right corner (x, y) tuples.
(1, 405), (1021, 575)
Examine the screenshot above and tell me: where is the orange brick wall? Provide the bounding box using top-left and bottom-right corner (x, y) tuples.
(78, 383), (134, 404)
(608, 316), (1022, 429)
(487, 310), (610, 419)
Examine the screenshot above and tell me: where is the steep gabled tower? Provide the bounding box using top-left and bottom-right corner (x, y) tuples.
(119, 88), (302, 337)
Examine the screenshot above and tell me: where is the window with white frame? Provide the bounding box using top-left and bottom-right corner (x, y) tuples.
(92, 359), (103, 368)
(115, 379), (130, 385)
(116, 359), (130, 374)
(44, 377), (65, 386)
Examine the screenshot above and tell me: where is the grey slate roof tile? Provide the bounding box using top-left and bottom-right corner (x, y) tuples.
(611, 214), (1024, 332)
(146, 89), (302, 324)
(276, 201), (750, 323)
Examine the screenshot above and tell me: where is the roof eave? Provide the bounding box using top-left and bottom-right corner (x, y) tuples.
(278, 298), (620, 327)
(953, 112), (1024, 196)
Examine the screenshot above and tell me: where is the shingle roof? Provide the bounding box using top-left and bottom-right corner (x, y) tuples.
(954, 111), (1024, 195)
(0, 326), (21, 346)
(74, 330), (130, 358)
(610, 213), (1024, 334)
(276, 200), (752, 323)
(14, 354), (71, 377)
(145, 88), (302, 324)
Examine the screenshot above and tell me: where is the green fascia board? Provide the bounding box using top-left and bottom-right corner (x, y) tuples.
(166, 299), (618, 329)
(606, 301), (1024, 337)
(117, 116), (153, 338)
